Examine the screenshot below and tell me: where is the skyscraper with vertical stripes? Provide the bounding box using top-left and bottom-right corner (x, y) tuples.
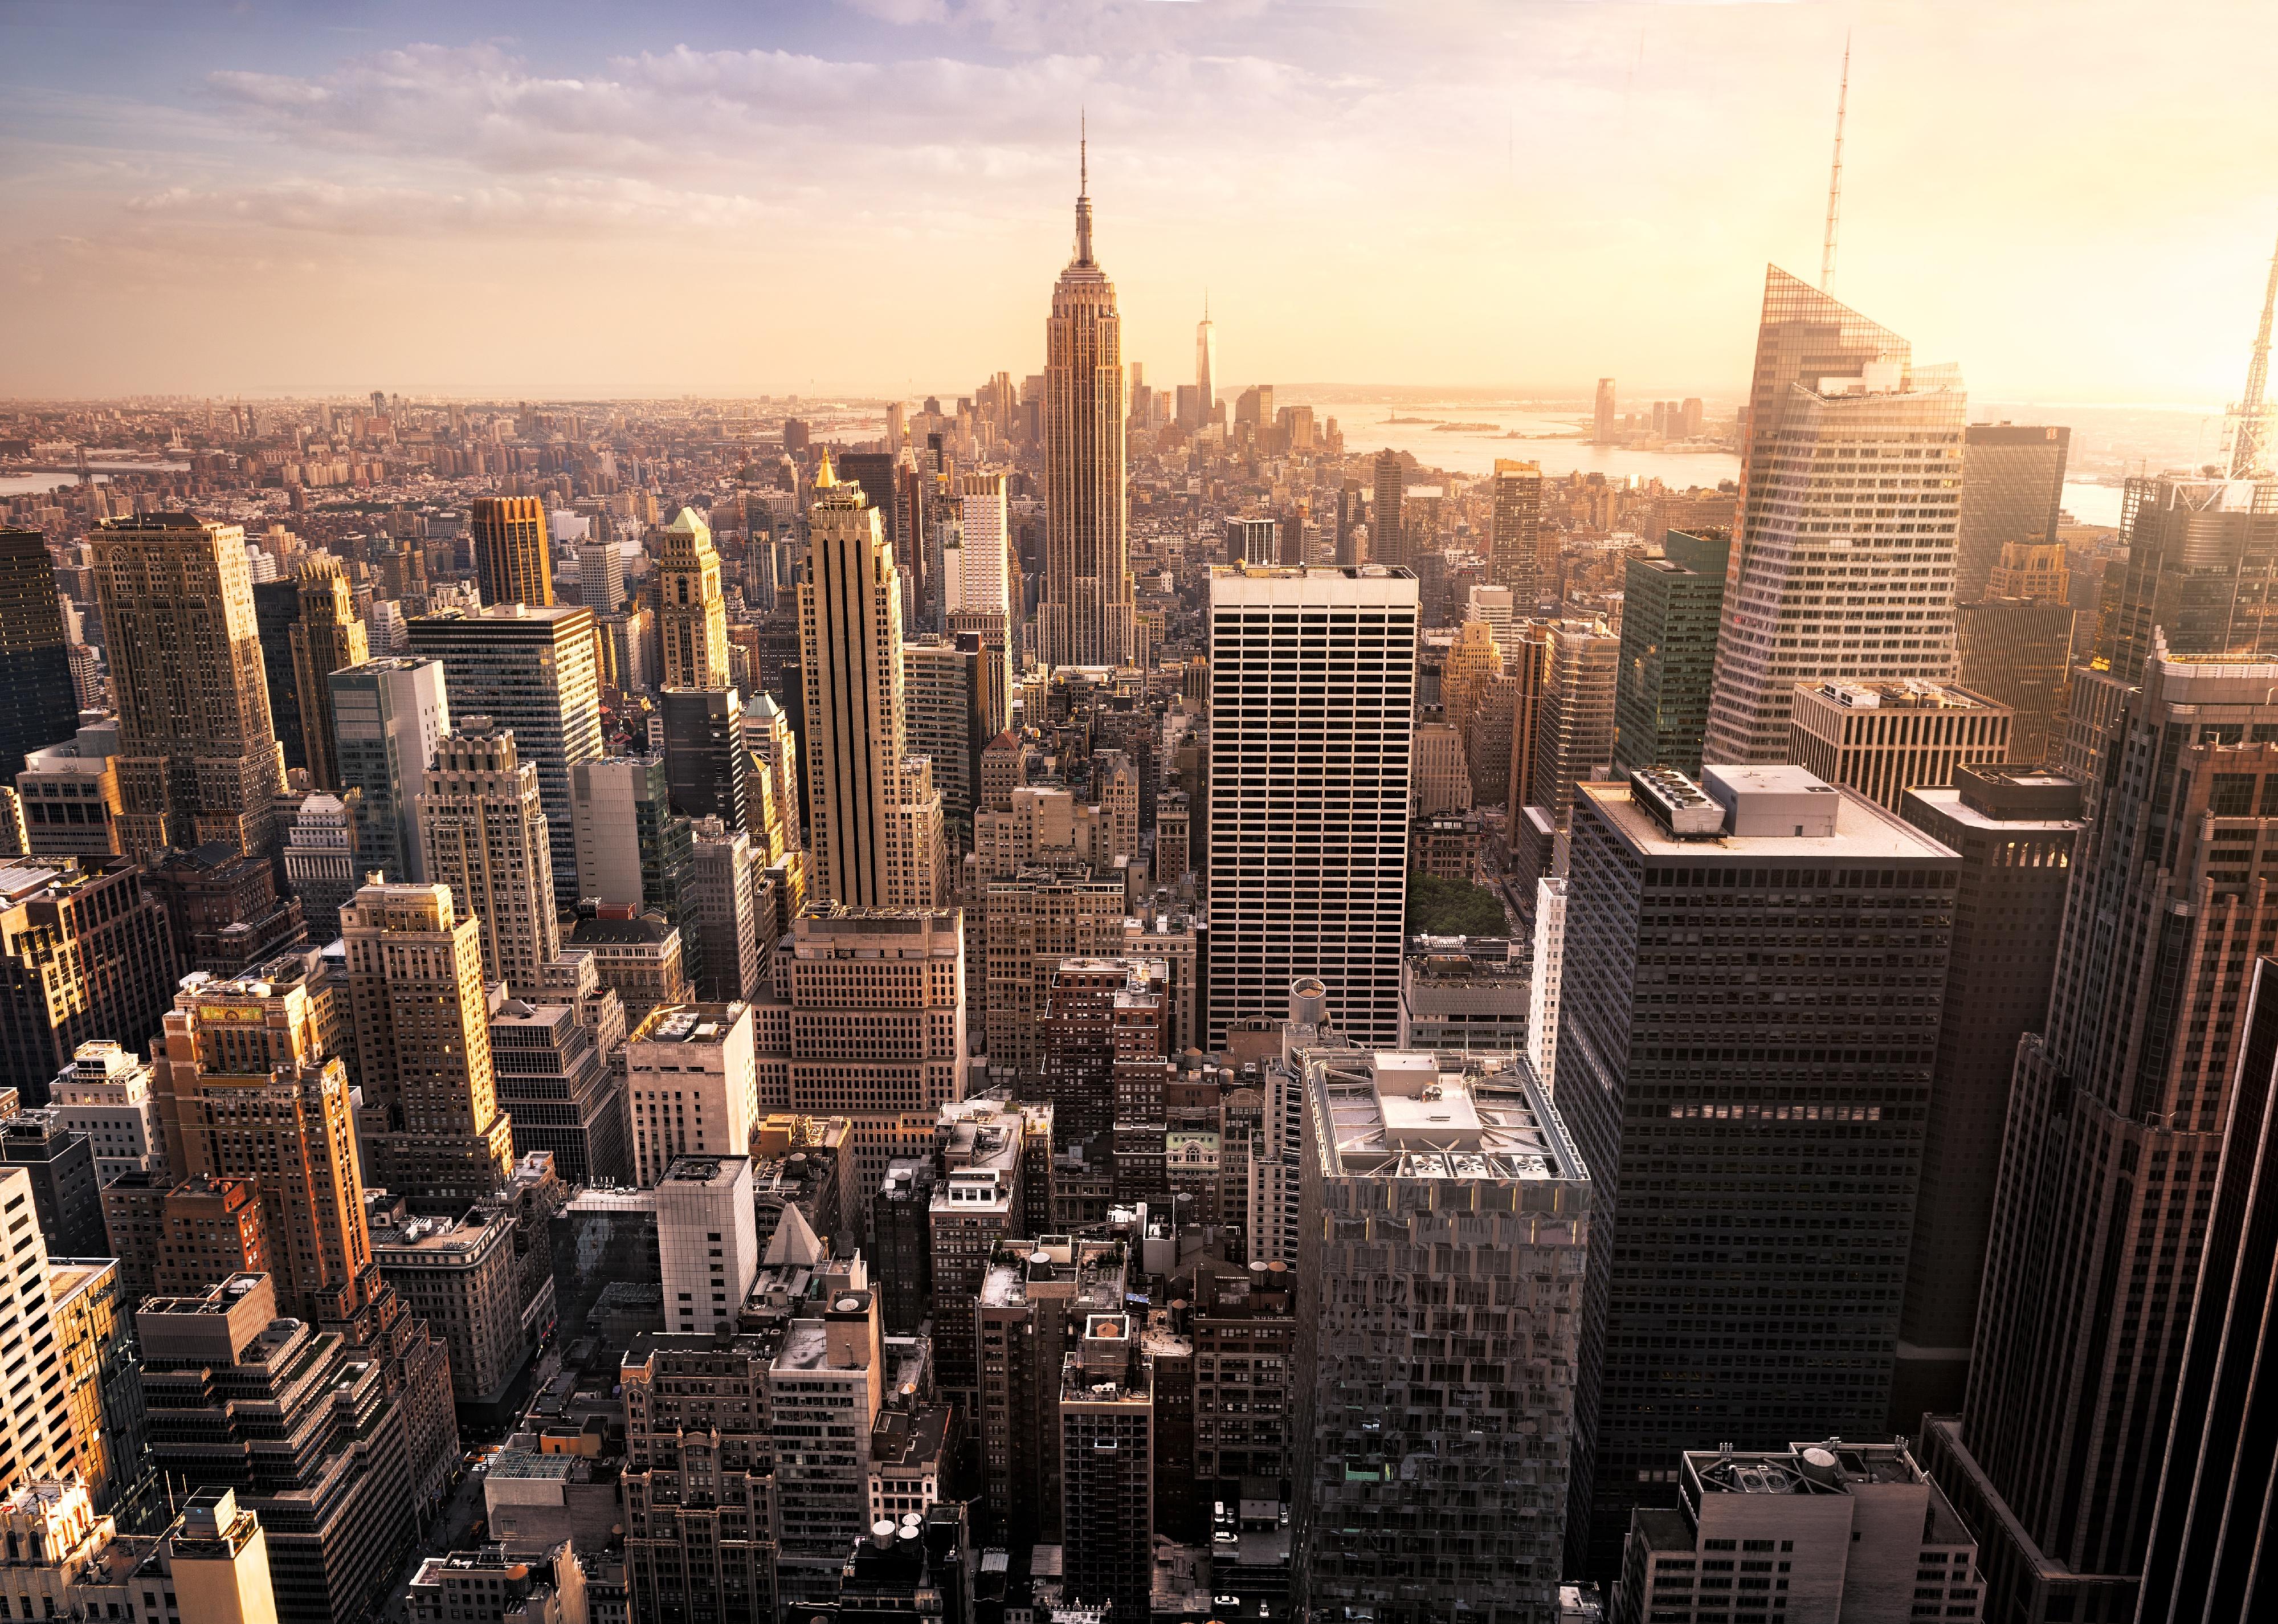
(1206, 565), (1416, 1048)
(1703, 269), (1965, 764)
(1038, 145), (1134, 670)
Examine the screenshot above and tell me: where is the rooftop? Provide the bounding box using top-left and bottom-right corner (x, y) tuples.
(631, 1003), (748, 1046)
(1305, 1048), (1584, 1182)
(1585, 772), (1956, 862)
(1798, 678), (2002, 712)
(371, 1207), (504, 1258)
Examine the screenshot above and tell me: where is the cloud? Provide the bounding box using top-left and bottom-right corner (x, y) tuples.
(123, 174), (789, 238)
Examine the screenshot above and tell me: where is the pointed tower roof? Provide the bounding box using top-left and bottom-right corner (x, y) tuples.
(763, 1202), (826, 1268)
(1072, 113), (1096, 269)
(813, 446), (838, 488)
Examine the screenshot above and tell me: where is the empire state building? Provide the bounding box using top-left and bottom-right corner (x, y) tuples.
(1038, 141), (1135, 670)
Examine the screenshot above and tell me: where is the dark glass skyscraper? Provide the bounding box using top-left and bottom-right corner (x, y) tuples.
(1612, 528), (1727, 777)
(1558, 764), (1956, 1574)
(251, 576), (309, 774)
(1956, 423), (2070, 602)
(0, 532), (81, 781)
(1891, 764), (2081, 1429)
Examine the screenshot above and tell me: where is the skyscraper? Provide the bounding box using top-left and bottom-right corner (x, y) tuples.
(1487, 458), (1551, 603)
(289, 556), (370, 792)
(1369, 450), (1406, 569)
(1612, 528), (1728, 777)
(1922, 641), (2278, 1623)
(1891, 765), (2081, 1427)
(1195, 297), (1216, 427)
(901, 636), (987, 832)
(2089, 471), (2278, 682)
(340, 880), (514, 1213)
(0, 531), (79, 781)
(1703, 269), (1966, 764)
(92, 513), (288, 857)
(1207, 565), (1417, 1048)
(138, 1275), (416, 1624)
(1530, 617), (1620, 829)
(1956, 541), (2077, 766)
(416, 719), (558, 996)
(0, 858), (178, 1106)
(1955, 422), (2070, 602)
(577, 534), (623, 615)
(1593, 378), (1616, 444)
(655, 507), (730, 689)
(253, 576), (309, 774)
(660, 684), (752, 839)
(1559, 764), (1957, 1572)
(1291, 1039), (1591, 1623)
(958, 472), (1014, 615)
(2136, 956), (2278, 1624)
(0, 1167), (73, 1490)
(798, 454), (944, 909)
(621, 1330), (779, 1624)
(408, 604), (602, 907)
(1788, 678), (2012, 813)
(1037, 146), (1135, 669)
(470, 495), (554, 609)
(328, 656), (448, 885)
(151, 989), (374, 1325)
(772, 904), (967, 1193)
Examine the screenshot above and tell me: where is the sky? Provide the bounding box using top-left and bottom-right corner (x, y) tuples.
(4, 0), (2277, 406)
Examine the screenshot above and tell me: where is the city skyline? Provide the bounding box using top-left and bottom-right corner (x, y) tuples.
(4, 5), (2278, 1622)
(7, 1), (2278, 404)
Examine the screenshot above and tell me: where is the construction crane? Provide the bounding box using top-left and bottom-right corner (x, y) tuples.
(2227, 230), (2278, 479)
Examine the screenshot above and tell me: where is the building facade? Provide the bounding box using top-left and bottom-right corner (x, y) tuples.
(1558, 765), (1957, 1574)
(1291, 1044), (1592, 1624)
(1704, 271), (1965, 764)
(1038, 161), (1134, 670)
(329, 656), (448, 885)
(92, 514), (288, 857)
(1207, 566), (1417, 1048)
(407, 605), (602, 907)
(1614, 528), (1728, 777)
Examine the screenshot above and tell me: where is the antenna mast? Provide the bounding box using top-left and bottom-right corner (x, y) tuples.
(2228, 228), (2278, 479)
(1820, 35), (1850, 293)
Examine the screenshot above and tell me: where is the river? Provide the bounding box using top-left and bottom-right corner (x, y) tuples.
(0, 459), (190, 499)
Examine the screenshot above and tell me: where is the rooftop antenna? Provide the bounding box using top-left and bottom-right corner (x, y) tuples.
(1820, 34), (1850, 293)
(1073, 110), (1095, 266)
(2227, 227), (2278, 479)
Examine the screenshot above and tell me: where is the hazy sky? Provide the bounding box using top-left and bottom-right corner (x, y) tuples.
(5, 0), (2276, 406)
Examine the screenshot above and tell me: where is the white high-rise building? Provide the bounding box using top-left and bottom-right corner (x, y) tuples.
(578, 537), (623, 614)
(957, 472), (1013, 613)
(1207, 565), (1418, 1048)
(1467, 583), (1521, 664)
(654, 1154), (759, 1337)
(0, 1168), (72, 1488)
(1704, 268), (1966, 764)
(1529, 875), (1567, 1090)
(625, 1002), (758, 1189)
(48, 1040), (163, 1182)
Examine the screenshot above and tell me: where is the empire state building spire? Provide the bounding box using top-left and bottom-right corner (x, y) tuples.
(1038, 121), (1135, 671)
(1075, 113), (1095, 266)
